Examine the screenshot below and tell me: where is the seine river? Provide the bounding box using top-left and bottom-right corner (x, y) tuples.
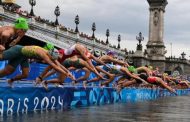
(1, 95), (190, 122)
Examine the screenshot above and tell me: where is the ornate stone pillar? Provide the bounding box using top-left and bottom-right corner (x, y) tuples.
(146, 0), (168, 60)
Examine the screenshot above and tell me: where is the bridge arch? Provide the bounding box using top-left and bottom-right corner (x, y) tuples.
(172, 66), (183, 76)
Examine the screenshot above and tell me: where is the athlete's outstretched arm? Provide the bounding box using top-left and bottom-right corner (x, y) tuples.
(107, 56), (129, 67)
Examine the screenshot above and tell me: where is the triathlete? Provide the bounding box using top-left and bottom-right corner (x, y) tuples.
(0, 45), (74, 87)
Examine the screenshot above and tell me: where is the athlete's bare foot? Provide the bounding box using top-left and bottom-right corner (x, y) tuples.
(7, 79), (13, 88)
(109, 74), (115, 79)
(0, 45), (5, 51)
(99, 83), (105, 89)
(42, 81), (48, 90)
(67, 72), (76, 81)
(116, 85), (122, 93)
(72, 80), (77, 86)
(112, 83), (117, 89)
(35, 77), (42, 86)
(83, 81), (87, 89)
(172, 89), (177, 96)
(54, 83), (59, 87)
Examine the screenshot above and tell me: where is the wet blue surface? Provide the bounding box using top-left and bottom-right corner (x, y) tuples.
(1, 95), (190, 122)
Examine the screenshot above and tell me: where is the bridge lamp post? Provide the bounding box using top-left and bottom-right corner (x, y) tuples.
(136, 32), (144, 45)
(117, 34), (121, 49)
(75, 15), (79, 33)
(136, 32), (144, 51)
(91, 22), (96, 39)
(181, 52), (186, 59)
(54, 6), (60, 26)
(29, 0), (36, 16)
(106, 29), (109, 45)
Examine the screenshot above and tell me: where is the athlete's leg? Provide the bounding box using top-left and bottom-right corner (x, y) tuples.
(76, 45), (104, 79)
(180, 80), (190, 88)
(44, 70), (56, 78)
(116, 76), (127, 85)
(87, 65), (109, 84)
(87, 76), (101, 83)
(0, 65), (15, 77)
(7, 66), (29, 87)
(100, 76), (115, 86)
(82, 64), (102, 84)
(76, 58), (94, 73)
(96, 66), (115, 81)
(121, 79), (137, 87)
(100, 66), (122, 86)
(75, 67), (90, 83)
(42, 73), (66, 90)
(116, 79), (137, 92)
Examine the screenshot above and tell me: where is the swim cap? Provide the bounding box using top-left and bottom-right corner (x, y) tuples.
(49, 48), (59, 60)
(128, 66), (137, 73)
(107, 50), (116, 55)
(148, 66), (153, 70)
(163, 73), (168, 76)
(139, 73), (148, 80)
(43, 43), (54, 50)
(14, 17), (29, 30)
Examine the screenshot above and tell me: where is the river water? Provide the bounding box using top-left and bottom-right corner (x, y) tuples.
(2, 95), (190, 122)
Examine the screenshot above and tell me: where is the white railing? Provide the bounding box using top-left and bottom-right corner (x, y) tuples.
(34, 21), (44, 28)
(59, 29), (68, 35)
(4, 10), (17, 18)
(26, 30), (70, 49)
(46, 24), (56, 31)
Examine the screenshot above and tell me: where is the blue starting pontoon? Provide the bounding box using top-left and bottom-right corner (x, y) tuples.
(0, 62), (189, 115)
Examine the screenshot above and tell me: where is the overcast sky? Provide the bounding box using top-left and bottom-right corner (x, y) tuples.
(16, 0), (190, 58)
